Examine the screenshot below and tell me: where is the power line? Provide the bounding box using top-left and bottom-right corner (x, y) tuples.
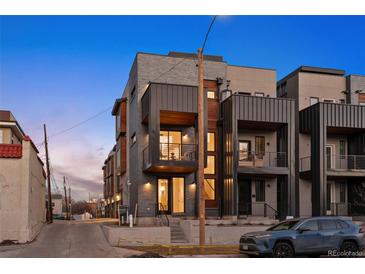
(36, 106), (112, 146)
(202, 15), (218, 53)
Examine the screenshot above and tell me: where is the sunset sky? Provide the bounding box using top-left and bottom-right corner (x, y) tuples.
(1, 16), (364, 201)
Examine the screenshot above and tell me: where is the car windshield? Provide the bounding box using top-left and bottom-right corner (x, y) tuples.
(267, 220), (300, 231)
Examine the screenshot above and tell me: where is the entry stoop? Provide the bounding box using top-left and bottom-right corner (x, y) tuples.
(170, 220), (188, 243)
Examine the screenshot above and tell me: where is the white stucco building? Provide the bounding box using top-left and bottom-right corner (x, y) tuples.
(0, 110), (46, 243)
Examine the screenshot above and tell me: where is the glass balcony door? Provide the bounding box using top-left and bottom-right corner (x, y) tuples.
(160, 130), (182, 160)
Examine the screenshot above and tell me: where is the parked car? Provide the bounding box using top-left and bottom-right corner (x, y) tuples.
(239, 217), (365, 257)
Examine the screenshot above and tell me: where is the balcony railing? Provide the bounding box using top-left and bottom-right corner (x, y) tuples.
(239, 202), (279, 219)
(328, 154), (365, 170)
(300, 154), (365, 172)
(143, 143), (196, 168)
(238, 151), (287, 168)
(327, 202), (350, 216)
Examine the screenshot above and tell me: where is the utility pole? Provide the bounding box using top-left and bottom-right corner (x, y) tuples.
(44, 124), (53, 223)
(69, 186), (72, 220)
(63, 176), (68, 220)
(197, 48), (205, 246)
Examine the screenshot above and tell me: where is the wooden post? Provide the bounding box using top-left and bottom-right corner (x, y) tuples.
(197, 48), (205, 246)
(63, 176), (68, 220)
(69, 186), (72, 220)
(44, 124), (53, 223)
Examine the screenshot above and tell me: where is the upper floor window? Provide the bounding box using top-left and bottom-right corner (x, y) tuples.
(238, 92), (251, 96)
(207, 90), (216, 99)
(130, 86), (136, 103)
(116, 113), (121, 133)
(131, 132), (137, 145)
(207, 132), (215, 152)
(0, 130), (3, 144)
(255, 92), (265, 97)
(359, 93), (365, 105)
(255, 136), (265, 159)
(204, 155), (215, 175)
(323, 99), (336, 103)
(310, 97), (319, 106)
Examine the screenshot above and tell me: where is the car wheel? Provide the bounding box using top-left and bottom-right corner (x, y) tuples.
(273, 242), (294, 258)
(340, 241), (358, 257)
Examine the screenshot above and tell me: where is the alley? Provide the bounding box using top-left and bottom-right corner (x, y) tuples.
(0, 220), (142, 258)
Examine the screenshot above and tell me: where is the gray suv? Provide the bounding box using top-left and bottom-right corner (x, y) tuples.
(239, 217), (365, 257)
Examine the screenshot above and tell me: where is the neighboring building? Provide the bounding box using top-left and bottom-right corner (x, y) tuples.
(103, 145), (122, 218)
(277, 66), (365, 217)
(46, 194), (63, 216)
(103, 51), (296, 224)
(0, 110), (46, 243)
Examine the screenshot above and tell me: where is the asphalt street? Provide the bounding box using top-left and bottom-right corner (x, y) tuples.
(0, 220), (142, 258)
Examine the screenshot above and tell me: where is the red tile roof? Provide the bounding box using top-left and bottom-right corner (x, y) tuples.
(0, 144), (22, 158)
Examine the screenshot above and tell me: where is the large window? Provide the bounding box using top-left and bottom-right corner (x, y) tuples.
(172, 178), (184, 213)
(255, 136), (265, 159)
(204, 155), (215, 174)
(204, 179), (215, 200)
(158, 179), (169, 211)
(0, 130), (3, 144)
(160, 130), (182, 160)
(255, 180), (265, 202)
(207, 132), (215, 152)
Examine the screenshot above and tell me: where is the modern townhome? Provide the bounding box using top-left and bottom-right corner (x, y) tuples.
(103, 145), (122, 218)
(277, 66), (365, 217)
(0, 110), (46, 243)
(103, 51), (297, 225)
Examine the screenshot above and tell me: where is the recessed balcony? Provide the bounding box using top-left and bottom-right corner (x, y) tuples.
(237, 151), (289, 175)
(143, 143), (197, 173)
(300, 154), (365, 178)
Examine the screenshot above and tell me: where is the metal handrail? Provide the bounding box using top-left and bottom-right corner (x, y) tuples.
(238, 151), (287, 168)
(328, 202), (351, 216)
(239, 202), (279, 219)
(300, 154), (365, 171)
(159, 142), (196, 161)
(156, 203), (169, 227)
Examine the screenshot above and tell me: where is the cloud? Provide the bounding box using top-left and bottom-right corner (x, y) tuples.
(41, 128), (114, 201)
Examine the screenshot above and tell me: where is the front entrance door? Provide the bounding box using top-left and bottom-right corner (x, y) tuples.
(157, 177), (185, 215)
(238, 179), (252, 215)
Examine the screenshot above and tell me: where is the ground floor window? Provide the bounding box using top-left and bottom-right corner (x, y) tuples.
(204, 178), (215, 200)
(255, 180), (265, 202)
(158, 177), (185, 214)
(340, 183), (346, 203)
(172, 177), (184, 213)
